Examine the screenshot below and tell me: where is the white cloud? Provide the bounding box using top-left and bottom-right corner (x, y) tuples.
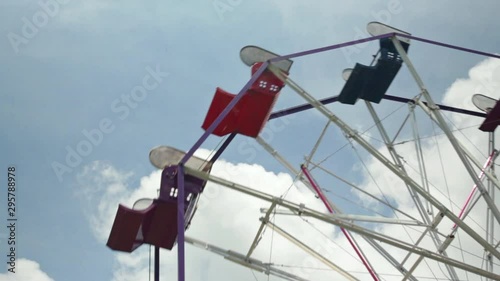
(0, 259), (54, 281)
(78, 149), (390, 280)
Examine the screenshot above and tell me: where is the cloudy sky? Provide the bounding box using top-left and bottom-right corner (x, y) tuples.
(2, 0), (500, 280)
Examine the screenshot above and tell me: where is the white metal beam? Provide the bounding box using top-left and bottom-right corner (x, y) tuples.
(185, 166), (500, 280)
(392, 37), (500, 230)
(263, 219), (359, 281)
(185, 236), (309, 281)
(265, 63), (500, 261)
(260, 208), (424, 226)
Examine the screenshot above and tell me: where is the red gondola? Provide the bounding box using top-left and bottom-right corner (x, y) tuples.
(202, 46), (293, 138)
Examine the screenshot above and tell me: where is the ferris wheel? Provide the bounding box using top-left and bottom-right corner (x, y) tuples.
(105, 22), (500, 281)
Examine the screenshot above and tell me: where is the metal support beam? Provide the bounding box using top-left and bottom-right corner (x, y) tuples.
(256, 136), (324, 201)
(176, 164), (185, 281)
(308, 161), (419, 221)
(263, 219), (359, 280)
(365, 101), (431, 225)
(366, 101), (458, 280)
(392, 36), (500, 230)
(185, 236), (310, 281)
(409, 105), (433, 218)
(401, 212), (445, 281)
(265, 63), (500, 261)
(185, 166), (500, 279)
(260, 208), (424, 226)
(300, 165), (378, 281)
(486, 132), (496, 280)
(416, 99), (500, 191)
(154, 246), (160, 281)
(255, 139), (418, 280)
(246, 201), (277, 259)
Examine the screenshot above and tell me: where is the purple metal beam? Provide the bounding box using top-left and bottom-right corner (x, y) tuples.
(268, 32), (500, 63)
(397, 34), (500, 60)
(154, 246), (160, 281)
(269, 33), (395, 62)
(383, 94), (487, 118)
(210, 133), (237, 162)
(269, 96), (338, 120)
(169, 31), (496, 281)
(269, 94), (485, 120)
(180, 62), (269, 164)
(177, 163), (185, 281)
(206, 32), (493, 163)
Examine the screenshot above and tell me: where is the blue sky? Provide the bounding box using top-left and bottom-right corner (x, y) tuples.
(1, 1), (500, 280)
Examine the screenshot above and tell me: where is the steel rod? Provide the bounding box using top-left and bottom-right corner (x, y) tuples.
(300, 165), (379, 281)
(184, 166), (500, 280)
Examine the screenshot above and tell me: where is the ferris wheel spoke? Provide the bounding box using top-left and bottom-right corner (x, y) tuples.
(264, 220), (359, 281)
(365, 101), (433, 227)
(266, 63), (500, 263)
(187, 165), (500, 280)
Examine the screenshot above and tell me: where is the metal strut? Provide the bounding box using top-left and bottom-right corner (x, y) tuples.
(184, 165), (500, 280)
(265, 63), (500, 262)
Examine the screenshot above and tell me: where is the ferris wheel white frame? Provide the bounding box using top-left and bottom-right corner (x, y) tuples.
(118, 22), (500, 281)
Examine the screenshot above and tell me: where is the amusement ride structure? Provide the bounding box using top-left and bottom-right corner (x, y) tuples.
(105, 23), (500, 280)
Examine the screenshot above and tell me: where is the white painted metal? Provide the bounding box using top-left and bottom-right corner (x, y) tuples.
(266, 63), (500, 261)
(392, 37), (500, 229)
(260, 208), (425, 226)
(257, 134), (419, 279)
(246, 201), (277, 259)
(263, 219), (359, 281)
(149, 145), (211, 171)
(185, 236), (309, 281)
(342, 68), (353, 81)
(416, 99), (500, 191)
(240, 45), (293, 73)
(366, 21), (411, 44)
(184, 166), (500, 279)
(472, 93), (496, 113)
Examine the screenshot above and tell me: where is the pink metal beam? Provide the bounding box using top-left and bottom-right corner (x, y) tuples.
(452, 150), (497, 231)
(300, 164), (379, 281)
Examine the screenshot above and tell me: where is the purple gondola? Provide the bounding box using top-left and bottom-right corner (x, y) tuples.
(106, 146), (212, 252)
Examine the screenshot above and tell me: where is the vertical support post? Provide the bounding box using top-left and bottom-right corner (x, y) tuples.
(365, 101), (431, 225)
(154, 246), (160, 281)
(486, 132), (495, 279)
(177, 163), (185, 281)
(409, 105), (433, 218)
